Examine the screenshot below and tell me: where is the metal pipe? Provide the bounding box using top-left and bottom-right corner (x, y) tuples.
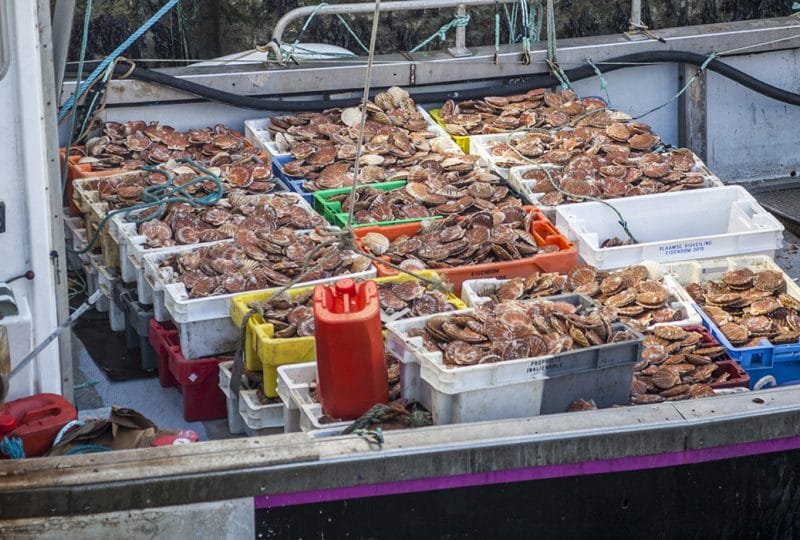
(630, 0), (642, 26)
(272, 0), (519, 44)
(51, 0), (76, 95)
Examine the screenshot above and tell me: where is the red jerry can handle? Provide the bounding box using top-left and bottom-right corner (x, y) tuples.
(313, 279), (380, 322)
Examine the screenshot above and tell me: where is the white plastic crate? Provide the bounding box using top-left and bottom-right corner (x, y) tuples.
(385, 305), (642, 423)
(238, 389), (284, 434)
(82, 259), (106, 313)
(277, 362), (316, 433)
(555, 186), (784, 270)
(469, 133), (530, 179)
(64, 216), (90, 264)
(244, 117), (291, 162)
(142, 241), (376, 358)
(245, 106), (463, 164)
(114, 187), (297, 301)
(218, 360), (246, 435)
(507, 155), (725, 221)
(89, 254), (126, 330)
(459, 270), (702, 330)
(659, 255), (800, 304)
(299, 402), (349, 434)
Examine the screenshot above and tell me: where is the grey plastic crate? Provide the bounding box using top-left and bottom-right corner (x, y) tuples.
(121, 289), (157, 372)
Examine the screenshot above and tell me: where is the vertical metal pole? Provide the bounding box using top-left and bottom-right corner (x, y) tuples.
(448, 4), (472, 57)
(630, 0), (642, 26)
(51, 0), (76, 98)
(678, 64), (708, 164)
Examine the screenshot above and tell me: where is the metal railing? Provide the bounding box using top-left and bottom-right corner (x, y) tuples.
(273, 0), (521, 60)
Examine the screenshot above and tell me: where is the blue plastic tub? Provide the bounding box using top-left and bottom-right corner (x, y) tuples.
(272, 155), (314, 204)
(695, 306), (800, 388)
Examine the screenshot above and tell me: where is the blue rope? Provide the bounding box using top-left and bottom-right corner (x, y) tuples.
(58, 0), (180, 121)
(53, 419), (84, 448)
(409, 14), (471, 53)
(65, 444), (112, 455)
(0, 436), (25, 459)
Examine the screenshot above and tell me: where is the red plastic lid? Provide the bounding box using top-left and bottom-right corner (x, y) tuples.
(334, 279), (356, 297)
(0, 415), (17, 433)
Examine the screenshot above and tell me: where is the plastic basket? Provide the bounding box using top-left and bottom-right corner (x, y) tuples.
(149, 319), (178, 388)
(428, 108), (471, 153)
(218, 360), (247, 435)
(229, 270), (465, 397)
(120, 290), (157, 371)
(238, 390), (284, 433)
(244, 117), (291, 162)
(312, 180), (441, 228)
(555, 186), (784, 270)
(167, 340), (231, 422)
(459, 268), (702, 330)
(508, 155), (725, 221)
(662, 256), (800, 387)
(354, 206), (577, 295)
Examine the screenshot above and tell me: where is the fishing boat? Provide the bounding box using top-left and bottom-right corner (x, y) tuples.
(1, 2), (799, 537)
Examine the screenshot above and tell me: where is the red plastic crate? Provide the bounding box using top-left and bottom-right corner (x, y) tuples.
(354, 207), (577, 295)
(167, 343), (232, 422)
(149, 319), (178, 388)
(682, 325), (750, 389)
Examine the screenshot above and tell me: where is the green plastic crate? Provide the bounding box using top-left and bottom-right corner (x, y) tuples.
(312, 180), (442, 228)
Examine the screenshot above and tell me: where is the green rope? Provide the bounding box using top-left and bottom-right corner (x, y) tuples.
(503, 3), (518, 43)
(545, 0), (571, 89)
(335, 14), (370, 54)
(633, 52), (717, 120)
(587, 57), (612, 106)
(409, 14), (471, 53)
(285, 2), (331, 61)
(67, 159), (224, 255)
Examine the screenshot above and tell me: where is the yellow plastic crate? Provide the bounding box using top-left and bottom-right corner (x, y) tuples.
(428, 108), (470, 154)
(229, 271), (466, 397)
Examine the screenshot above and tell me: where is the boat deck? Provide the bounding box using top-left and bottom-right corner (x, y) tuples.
(70, 193), (800, 441)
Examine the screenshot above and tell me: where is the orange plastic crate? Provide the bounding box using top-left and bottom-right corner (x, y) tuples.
(354, 207), (577, 295)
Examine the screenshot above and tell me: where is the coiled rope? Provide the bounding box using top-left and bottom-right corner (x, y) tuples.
(68, 159), (224, 255)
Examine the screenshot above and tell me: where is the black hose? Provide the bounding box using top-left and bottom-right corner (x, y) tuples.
(92, 50), (800, 111)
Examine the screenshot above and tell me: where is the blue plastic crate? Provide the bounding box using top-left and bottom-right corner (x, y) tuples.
(272, 155), (313, 204)
(695, 305), (800, 388)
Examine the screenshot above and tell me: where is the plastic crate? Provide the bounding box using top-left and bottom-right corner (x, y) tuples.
(114, 185), (293, 288)
(276, 362), (316, 433)
(459, 269), (702, 330)
(149, 319), (178, 388)
(508, 165), (724, 223)
(428, 108), (471, 153)
(312, 180), (442, 228)
(218, 361), (246, 435)
(143, 240), (376, 359)
(468, 134), (532, 180)
(90, 255), (125, 330)
(662, 256), (800, 388)
(244, 117), (292, 162)
(230, 271), (465, 397)
(386, 297), (642, 423)
(238, 390), (284, 433)
(120, 290), (157, 372)
(166, 340), (231, 422)
(354, 207), (577, 295)
(554, 186), (784, 270)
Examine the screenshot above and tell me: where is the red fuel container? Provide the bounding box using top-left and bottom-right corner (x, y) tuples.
(313, 278), (387, 420)
(0, 393), (77, 458)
